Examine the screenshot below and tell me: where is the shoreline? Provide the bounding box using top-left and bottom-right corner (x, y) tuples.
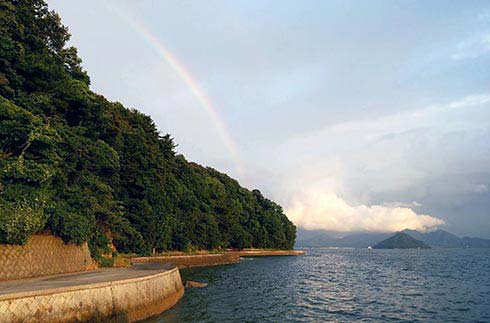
(131, 252), (241, 268)
(131, 249), (306, 268)
(236, 249), (306, 257)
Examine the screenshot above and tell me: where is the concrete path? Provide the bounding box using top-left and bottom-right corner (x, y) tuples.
(0, 263), (174, 298)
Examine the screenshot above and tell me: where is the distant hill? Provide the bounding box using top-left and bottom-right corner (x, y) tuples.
(402, 229), (463, 248)
(297, 228), (490, 249)
(374, 232), (430, 249)
(334, 232), (392, 248)
(403, 229), (490, 248)
(461, 237), (490, 248)
(295, 229), (391, 248)
(295, 229), (339, 247)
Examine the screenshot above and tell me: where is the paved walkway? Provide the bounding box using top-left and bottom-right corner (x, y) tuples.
(0, 263), (174, 298)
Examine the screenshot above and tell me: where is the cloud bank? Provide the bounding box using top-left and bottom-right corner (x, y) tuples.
(278, 92), (489, 234)
(286, 190), (444, 233)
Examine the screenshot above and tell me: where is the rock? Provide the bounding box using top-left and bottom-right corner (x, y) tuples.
(184, 280), (208, 288)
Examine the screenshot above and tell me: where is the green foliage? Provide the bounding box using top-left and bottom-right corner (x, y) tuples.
(97, 257), (115, 268)
(0, 0), (296, 255)
(88, 226), (112, 260)
(46, 204), (93, 245)
(0, 96), (58, 244)
(0, 195), (47, 245)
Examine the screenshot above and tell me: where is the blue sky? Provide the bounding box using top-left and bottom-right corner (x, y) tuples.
(47, 0), (490, 237)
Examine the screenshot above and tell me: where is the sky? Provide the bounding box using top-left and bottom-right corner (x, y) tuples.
(47, 0), (490, 238)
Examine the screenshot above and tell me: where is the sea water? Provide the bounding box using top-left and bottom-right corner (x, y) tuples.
(144, 248), (490, 322)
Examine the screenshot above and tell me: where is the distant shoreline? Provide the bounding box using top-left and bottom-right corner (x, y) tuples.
(131, 249), (306, 268)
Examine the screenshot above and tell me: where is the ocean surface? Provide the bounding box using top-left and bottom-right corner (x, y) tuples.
(144, 248), (490, 323)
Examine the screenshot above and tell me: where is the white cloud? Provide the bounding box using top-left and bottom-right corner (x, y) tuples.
(473, 184), (489, 193)
(382, 201), (422, 208)
(283, 93), (490, 152)
(451, 33), (490, 61)
(445, 94), (490, 109)
(286, 190), (444, 232)
(478, 10), (490, 22)
(327, 93), (490, 138)
(275, 93), (490, 231)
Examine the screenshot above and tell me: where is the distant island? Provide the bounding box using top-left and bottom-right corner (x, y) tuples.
(373, 232), (431, 249)
(296, 228), (490, 249)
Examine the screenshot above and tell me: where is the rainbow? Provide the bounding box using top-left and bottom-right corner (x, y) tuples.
(106, 3), (246, 182)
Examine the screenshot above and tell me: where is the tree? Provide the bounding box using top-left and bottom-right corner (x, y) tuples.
(0, 0), (296, 258)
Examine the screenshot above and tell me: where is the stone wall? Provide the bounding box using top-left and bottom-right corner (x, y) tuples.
(0, 235), (96, 281)
(0, 266), (184, 323)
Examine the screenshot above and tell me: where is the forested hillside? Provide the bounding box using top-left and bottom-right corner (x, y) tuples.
(0, 0), (296, 260)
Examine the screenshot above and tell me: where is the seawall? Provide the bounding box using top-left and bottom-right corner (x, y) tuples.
(236, 250), (305, 257)
(131, 249), (305, 268)
(0, 263), (184, 323)
(131, 252), (241, 268)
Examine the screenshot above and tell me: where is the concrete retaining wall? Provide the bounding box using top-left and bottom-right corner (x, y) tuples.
(131, 252), (240, 268)
(131, 250), (305, 268)
(0, 266), (184, 323)
(0, 235), (96, 281)
(237, 250), (305, 257)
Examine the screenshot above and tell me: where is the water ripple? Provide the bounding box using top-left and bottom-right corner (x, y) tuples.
(144, 248), (490, 323)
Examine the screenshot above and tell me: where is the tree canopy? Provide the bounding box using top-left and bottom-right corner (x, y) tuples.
(0, 0), (296, 260)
